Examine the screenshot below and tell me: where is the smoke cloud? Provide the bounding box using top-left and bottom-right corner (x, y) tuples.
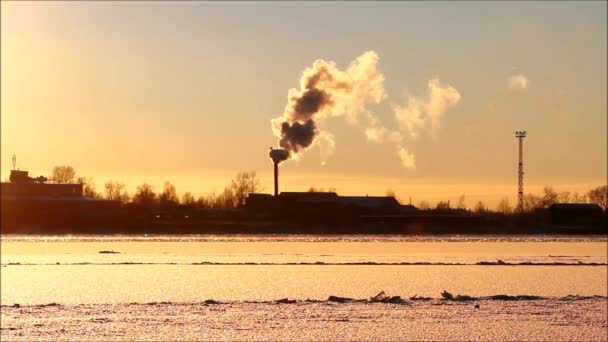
(269, 52), (461, 170)
(314, 131), (336, 166)
(271, 51), (385, 163)
(269, 148), (289, 164)
(393, 79), (461, 138)
(365, 79), (460, 169)
(398, 147), (416, 169)
(508, 74), (529, 91)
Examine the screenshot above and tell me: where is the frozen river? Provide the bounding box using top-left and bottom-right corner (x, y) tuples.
(1, 234), (606, 341)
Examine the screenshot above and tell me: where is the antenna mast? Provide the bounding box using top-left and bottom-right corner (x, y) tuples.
(515, 131), (526, 212)
(12, 155), (16, 170)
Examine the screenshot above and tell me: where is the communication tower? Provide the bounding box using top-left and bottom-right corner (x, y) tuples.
(515, 131), (526, 212)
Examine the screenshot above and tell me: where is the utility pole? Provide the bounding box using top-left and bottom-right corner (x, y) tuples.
(515, 131), (526, 212)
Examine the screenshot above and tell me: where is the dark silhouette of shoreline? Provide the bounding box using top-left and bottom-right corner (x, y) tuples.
(1, 167), (606, 235)
(2, 202), (605, 235)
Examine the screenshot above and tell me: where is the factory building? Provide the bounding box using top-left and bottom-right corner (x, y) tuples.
(3, 169), (83, 197)
(245, 191), (417, 216)
(547, 203), (604, 227)
(1, 169), (121, 232)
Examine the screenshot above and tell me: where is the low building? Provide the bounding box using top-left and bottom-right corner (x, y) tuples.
(548, 203), (604, 227)
(245, 191), (417, 217)
(1, 169), (121, 232)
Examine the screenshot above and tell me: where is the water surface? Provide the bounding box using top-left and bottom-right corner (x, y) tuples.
(2, 235), (606, 305)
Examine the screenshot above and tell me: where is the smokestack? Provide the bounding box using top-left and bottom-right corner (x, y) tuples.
(269, 148), (289, 196)
(274, 162), (278, 196)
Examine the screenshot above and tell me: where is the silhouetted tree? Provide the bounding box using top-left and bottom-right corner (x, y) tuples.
(307, 186), (337, 193)
(587, 185), (607, 209)
(218, 186), (236, 208)
(474, 200), (486, 213)
(132, 183), (157, 206)
(456, 194), (466, 209)
(52, 166), (76, 183)
(385, 188), (401, 204)
(418, 201), (431, 210)
(104, 180), (129, 204)
(557, 191), (571, 203)
(524, 194), (543, 211)
(230, 171), (262, 207)
(203, 191), (218, 209)
(77, 176), (100, 198)
(182, 192), (195, 207)
(541, 186), (559, 208)
(196, 195), (207, 208)
(159, 181), (179, 206)
(496, 197), (512, 214)
(435, 201), (450, 210)
(197, 188), (234, 209)
(571, 192), (587, 203)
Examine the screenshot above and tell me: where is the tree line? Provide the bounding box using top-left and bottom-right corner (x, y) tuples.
(50, 165), (607, 211)
(414, 186), (607, 213)
(51, 166), (262, 209)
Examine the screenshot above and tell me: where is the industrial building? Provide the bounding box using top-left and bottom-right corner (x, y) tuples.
(1, 169), (120, 232)
(245, 191), (417, 216)
(3, 169), (83, 197)
(547, 203), (604, 227)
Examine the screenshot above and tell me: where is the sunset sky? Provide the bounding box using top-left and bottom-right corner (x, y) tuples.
(1, 1), (606, 207)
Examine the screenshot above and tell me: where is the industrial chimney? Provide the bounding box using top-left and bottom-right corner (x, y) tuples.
(269, 147), (289, 197)
(273, 162), (278, 196)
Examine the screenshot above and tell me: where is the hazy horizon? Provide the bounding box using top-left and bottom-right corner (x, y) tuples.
(1, 1), (606, 207)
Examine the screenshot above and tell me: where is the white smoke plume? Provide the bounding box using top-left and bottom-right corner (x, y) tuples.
(398, 146), (416, 169)
(508, 74), (529, 91)
(393, 79), (461, 138)
(314, 131), (336, 166)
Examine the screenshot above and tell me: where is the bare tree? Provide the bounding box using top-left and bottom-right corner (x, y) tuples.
(198, 188), (234, 209)
(474, 200), (486, 213)
(571, 192), (587, 203)
(159, 181), (179, 206)
(496, 197), (512, 214)
(456, 194), (466, 209)
(587, 185), (607, 209)
(52, 166), (76, 183)
(385, 188), (401, 204)
(104, 180), (129, 204)
(196, 195), (207, 208)
(132, 183), (157, 206)
(182, 192), (195, 206)
(418, 200), (431, 210)
(541, 186), (559, 208)
(524, 194), (543, 211)
(204, 191), (218, 208)
(307, 186), (337, 193)
(557, 191), (571, 203)
(77, 176), (100, 198)
(217, 186), (236, 208)
(435, 201), (450, 210)
(230, 171), (262, 207)
(203, 190), (221, 209)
